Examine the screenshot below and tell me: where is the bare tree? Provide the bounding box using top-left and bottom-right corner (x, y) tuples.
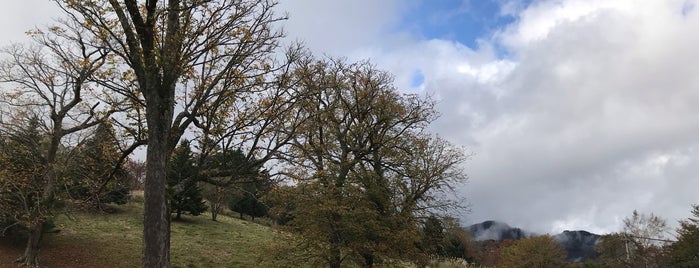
(0, 27), (110, 265)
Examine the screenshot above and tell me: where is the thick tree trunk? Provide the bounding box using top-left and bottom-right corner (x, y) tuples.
(361, 253), (374, 268)
(16, 221), (44, 266)
(142, 92), (174, 268)
(18, 135), (60, 266)
(328, 242), (342, 268)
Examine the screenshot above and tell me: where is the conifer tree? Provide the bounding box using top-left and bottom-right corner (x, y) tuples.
(67, 122), (129, 208)
(670, 205), (699, 267)
(167, 141), (206, 220)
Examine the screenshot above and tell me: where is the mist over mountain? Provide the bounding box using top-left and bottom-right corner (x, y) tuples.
(466, 221), (600, 262)
(554, 230), (600, 262)
(466, 220), (529, 241)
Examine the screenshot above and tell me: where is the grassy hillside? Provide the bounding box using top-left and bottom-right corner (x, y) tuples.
(0, 195), (283, 268)
(0, 195), (473, 268)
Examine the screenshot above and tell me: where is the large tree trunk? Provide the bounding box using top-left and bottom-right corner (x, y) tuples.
(18, 133), (61, 266)
(142, 91), (175, 268)
(328, 238), (342, 268)
(16, 221), (44, 266)
(361, 253), (374, 268)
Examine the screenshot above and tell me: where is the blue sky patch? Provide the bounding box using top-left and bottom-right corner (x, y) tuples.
(682, 0), (695, 17)
(397, 0), (521, 50)
(409, 69), (425, 88)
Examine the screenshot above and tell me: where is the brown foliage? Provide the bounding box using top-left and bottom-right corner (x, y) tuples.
(499, 235), (566, 268)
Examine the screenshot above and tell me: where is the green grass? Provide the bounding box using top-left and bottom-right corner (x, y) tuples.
(35, 196), (469, 268)
(48, 197), (282, 268)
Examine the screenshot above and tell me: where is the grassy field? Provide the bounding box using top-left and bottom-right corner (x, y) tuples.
(0, 195), (285, 268)
(0, 195), (473, 268)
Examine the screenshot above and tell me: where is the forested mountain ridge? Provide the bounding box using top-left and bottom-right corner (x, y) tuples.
(466, 220), (600, 262)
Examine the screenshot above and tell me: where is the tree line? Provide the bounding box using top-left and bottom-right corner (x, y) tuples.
(430, 207), (699, 268)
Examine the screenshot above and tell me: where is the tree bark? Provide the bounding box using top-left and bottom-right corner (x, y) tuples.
(361, 253), (374, 268)
(18, 125), (62, 266)
(16, 221), (44, 266)
(142, 90), (175, 267)
(328, 246), (342, 268)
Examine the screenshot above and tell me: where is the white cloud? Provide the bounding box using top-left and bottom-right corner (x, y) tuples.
(331, 0), (699, 233)
(0, 1), (60, 46)
(277, 0), (408, 56)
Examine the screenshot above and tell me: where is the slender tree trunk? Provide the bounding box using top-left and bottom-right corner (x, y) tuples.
(16, 221), (44, 266)
(329, 244), (342, 268)
(142, 90), (175, 268)
(211, 208), (218, 221)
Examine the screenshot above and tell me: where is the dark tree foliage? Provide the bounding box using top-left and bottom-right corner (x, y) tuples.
(167, 141), (207, 220)
(65, 123), (130, 208)
(264, 185), (298, 226)
(670, 205), (699, 267)
(200, 147), (269, 221)
(229, 190), (268, 220)
(421, 216), (446, 256)
(442, 220), (476, 262)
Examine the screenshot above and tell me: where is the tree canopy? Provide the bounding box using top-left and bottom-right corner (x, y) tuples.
(279, 58), (468, 268)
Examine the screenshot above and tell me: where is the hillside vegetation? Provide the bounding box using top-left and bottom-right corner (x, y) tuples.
(0, 196), (283, 268)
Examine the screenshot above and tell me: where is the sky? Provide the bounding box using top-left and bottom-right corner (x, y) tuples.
(3, 0), (699, 235)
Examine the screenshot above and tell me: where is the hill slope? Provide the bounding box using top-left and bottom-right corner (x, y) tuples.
(0, 199), (281, 268)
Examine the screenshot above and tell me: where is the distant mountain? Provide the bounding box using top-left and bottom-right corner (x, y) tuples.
(466, 220), (529, 241)
(466, 221), (600, 263)
(554, 230), (600, 262)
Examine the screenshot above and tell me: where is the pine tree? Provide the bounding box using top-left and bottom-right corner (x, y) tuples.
(670, 205), (699, 267)
(167, 141), (207, 220)
(201, 147), (268, 221)
(67, 122), (129, 208)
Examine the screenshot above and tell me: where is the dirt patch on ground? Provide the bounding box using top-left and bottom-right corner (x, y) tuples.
(0, 236), (112, 268)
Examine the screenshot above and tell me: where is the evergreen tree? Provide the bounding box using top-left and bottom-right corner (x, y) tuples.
(66, 122), (129, 207)
(201, 147), (269, 221)
(670, 205), (699, 267)
(228, 187), (268, 220)
(421, 216), (446, 256)
(167, 141), (207, 220)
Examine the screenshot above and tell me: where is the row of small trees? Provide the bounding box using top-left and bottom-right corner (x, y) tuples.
(165, 140), (270, 222)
